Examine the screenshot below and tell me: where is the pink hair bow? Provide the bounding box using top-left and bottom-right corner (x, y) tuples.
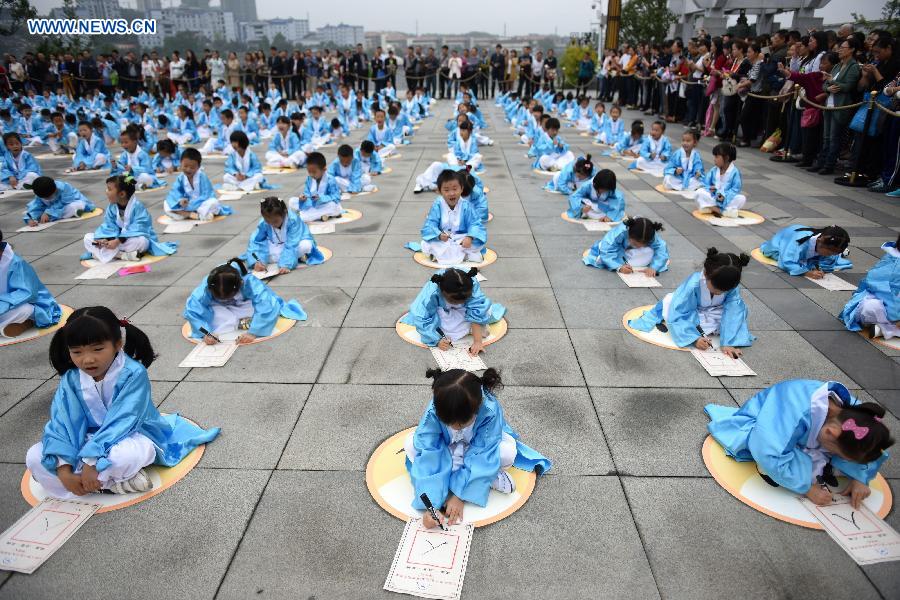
(841, 418), (869, 440)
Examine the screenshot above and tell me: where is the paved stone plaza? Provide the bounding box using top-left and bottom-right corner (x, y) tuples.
(0, 100), (898, 599)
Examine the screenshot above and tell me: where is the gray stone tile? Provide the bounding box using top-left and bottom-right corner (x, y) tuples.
(752, 288), (846, 331)
(798, 331), (900, 391)
(470, 329), (585, 386)
(556, 287), (660, 329)
(56, 284), (167, 318)
(0, 468), (268, 600)
(0, 378), (45, 416)
(317, 327), (436, 385)
(160, 381), (310, 469)
(623, 477), (883, 600)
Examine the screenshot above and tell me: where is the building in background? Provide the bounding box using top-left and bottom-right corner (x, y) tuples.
(314, 23), (364, 46)
(241, 18), (310, 44)
(135, 0), (162, 10)
(220, 0), (257, 26)
(49, 0), (121, 19)
(144, 6), (237, 46)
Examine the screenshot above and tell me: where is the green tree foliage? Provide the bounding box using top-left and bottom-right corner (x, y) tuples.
(560, 43), (597, 85)
(0, 0), (36, 36)
(853, 0), (900, 36)
(619, 0), (676, 45)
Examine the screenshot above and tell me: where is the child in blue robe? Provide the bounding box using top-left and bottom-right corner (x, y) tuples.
(355, 140), (383, 176)
(760, 225), (852, 278)
(1, 132), (42, 190)
(71, 121), (110, 171)
(406, 368), (551, 528)
(327, 144), (374, 194)
(152, 139), (181, 175)
(460, 169), (489, 223)
(663, 129), (705, 193)
(530, 117), (575, 171)
(588, 102), (608, 136)
(567, 169), (625, 221)
(0, 229), (61, 337)
(110, 127), (163, 190)
(24, 177), (94, 226)
(841, 236), (899, 340)
(417, 170), (487, 265)
(401, 267), (505, 356)
(167, 106), (199, 145)
(632, 120), (673, 177)
(446, 121), (482, 171)
(184, 258), (307, 344)
(545, 154), (596, 194)
(366, 108), (398, 158)
(584, 217), (669, 277)
(82, 175), (178, 264)
(612, 120), (645, 157)
(164, 148), (230, 221)
(629, 248), (755, 358)
(223, 131), (272, 193)
(287, 152), (344, 222)
(695, 142), (747, 218)
(242, 197), (324, 273)
(25, 306), (220, 499)
(199, 108), (241, 155)
(265, 116), (306, 168)
(705, 380), (892, 508)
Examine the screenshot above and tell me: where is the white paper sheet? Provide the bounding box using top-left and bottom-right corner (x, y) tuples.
(582, 220), (616, 232)
(690, 348), (756, 377)
(806, 273), (858, 291)
(0, 498), (101, 574)
(430, 347), (487, 373)
(618, 270), (661, 288)
(705, 216), (744, 227)
(0, 188), (32, 198)
(799, 495), (900, 565)
(308, 221), (336, 235)
(75, 262), (124, 280)
(163, 221), (197, 234)
(384, 518), (474, 600)
(16, 211), (96, 232)
(251, 263), (280, 280)
(178, 340), (238, 368)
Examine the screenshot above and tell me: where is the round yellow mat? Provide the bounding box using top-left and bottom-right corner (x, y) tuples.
(591, 141), (613, 148)
(653, 183), (697, 199)
(385, 153), (403, 160)
(303, 208), (363, 225)
(262, 166), (300, 174)
(80, 254), (168, 269)
(21, 417), (210, 513)
(750, 247), (778, 267)
(340, 188), (378, 201)
(181, 316), (297, 345)
(0, 305), (74, 348)
(395, 314), (508, 348)
(622, 305), (716, 351)
(702, 435), (893, 529)
(156, 214), (227, 227)
(366, 427), (537, 527)
(858, 329), (900, 351)
(692, 209), (765, 227)
(532, 168), (555, 176)
(413, 249), (498, 269)
(380, 167), (393, 175)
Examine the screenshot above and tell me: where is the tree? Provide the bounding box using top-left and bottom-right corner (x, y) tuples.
(619, 0), (675, 45)
(0, 0), (36, 36)
(271, 33), (288, 50)
(853, 0), (900, 36)
(560, 43), (597, 86)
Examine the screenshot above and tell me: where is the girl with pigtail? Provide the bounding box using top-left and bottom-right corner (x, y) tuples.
(584, 217), (669, 277)
(760, 224), (852, 278)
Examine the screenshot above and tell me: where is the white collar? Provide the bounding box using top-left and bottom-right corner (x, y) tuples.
(807, 382), (835, 449)
(883, 242), (900, 258)
(0, 243), (14, 275)
(79, 350), (126, 426)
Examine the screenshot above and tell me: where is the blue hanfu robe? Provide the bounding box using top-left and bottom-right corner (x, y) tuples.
(448, 135), (480, 164)
(184, 268), (307, 338)
(421, 197), (487, 247)
(760, 224), (853, 276)
(663, 148), (705, 188)
(400, 270), (506, 346)
(268, 129), (302, 155)
(366, 123), (396, 147)
(407, 390), (551, 510)
(170, 117), (199, 143)
(544, 157), (595, 193)
(635, 135), (673, 162)
(354, 148), (382, 175)
(151, 146), (182, 173)
(224, 150), (274, 189)
(85, 197), (178, 258)
(110, 148), (164, 188)
(840, 242), (899, 331)
(705, 380), (889, 494)
(296, 173), (343, 213)
(589, 112), (609, 134)
(567, 182), (625, 220)
(584, 223), (669, 272)
(327, 157), (366, 193)
(0, 150), (42, 185)
(613, 134), (646, 155)
(0, 243), (61, 328)
(39, 354), (220, 475)
(700, 163), (744, 210)
(464, 188), (489, 223)
(241, 211), (324, 269)
(528, 130), (570, 169)
(164, 170), (232, 215)
(72, 133), (109, 169)
(23, 181), (95, 223)
(628, 271), (755, 348)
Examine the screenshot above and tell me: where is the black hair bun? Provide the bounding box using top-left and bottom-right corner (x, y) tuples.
(706, 247), (720, 258)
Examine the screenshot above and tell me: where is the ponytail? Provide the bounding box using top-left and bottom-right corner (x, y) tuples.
(425, 367), (503, 425)
(703, 247), (750, 292)
(795, 225), (850, 253)
(48, 306), (156, 375)
(207, 258), (247, 300)
(624, 216), (664, 244)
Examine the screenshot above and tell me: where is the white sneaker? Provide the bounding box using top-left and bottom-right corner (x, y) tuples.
(106, 469), (153, 494)
(118, 250), (140, 262)
(723, 208), (739, 218)
(873, 324), (883, 339)
(464, 252), (482, 263)
(490, 470), (516, 494)
(413, 184), (424, 193)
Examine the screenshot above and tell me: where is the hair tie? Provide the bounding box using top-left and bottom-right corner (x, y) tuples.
(119, 317), (130, 327)
(875, 416), (883, 423)
(841, 418), (869, 440)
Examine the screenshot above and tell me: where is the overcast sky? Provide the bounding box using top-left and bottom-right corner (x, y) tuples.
(30, 0), (886, 36)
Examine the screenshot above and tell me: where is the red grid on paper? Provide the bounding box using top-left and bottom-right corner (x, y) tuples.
(816, 507), (883, 537)
(406, 530), (461, 570)
(11, 510), (81, 546)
